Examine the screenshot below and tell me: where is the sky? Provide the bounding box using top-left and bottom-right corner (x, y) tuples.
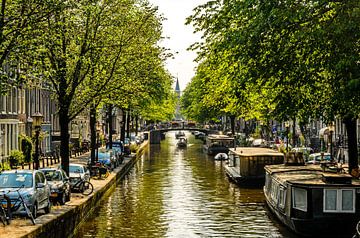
(148, 0), (208, 91)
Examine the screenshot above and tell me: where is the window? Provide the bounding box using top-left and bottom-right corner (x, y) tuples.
(292, 187), (307, 212)
(279, 186), (286, 209)
(324, 189), (355, 213)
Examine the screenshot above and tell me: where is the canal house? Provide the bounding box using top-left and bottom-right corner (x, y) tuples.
(203, 134), (235, 155)
(225, 147), (284, 184)
(264, 163), (360, 237)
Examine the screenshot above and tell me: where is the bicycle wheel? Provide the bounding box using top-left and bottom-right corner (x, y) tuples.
(82, 181), (93, 196)
(0, 208), (7, 226)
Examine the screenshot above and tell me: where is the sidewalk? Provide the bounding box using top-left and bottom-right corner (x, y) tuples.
(0, 142), (147, 238)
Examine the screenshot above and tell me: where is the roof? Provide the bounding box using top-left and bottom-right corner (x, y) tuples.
(175, 78), (180, 92)
(265, 164), (360, 186)
(207, 134), (234, 140)
(229, 147), (284, 157)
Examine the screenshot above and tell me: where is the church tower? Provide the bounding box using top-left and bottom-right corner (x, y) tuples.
(174, 78), (182, 120)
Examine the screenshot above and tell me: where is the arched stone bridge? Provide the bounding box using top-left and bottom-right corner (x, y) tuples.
(148, 127), (218, 144)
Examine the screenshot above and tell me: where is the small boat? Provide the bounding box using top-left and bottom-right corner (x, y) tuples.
(203, 134), (235, 155)
(176, 137), (187, 147)
(264, 161), (360, 237)
(214, 153), (228, 160)
(175, 131), (185, 139)
(225, 147), (284, 185)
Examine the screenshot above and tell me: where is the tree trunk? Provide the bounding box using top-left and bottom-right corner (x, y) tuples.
(120, 109), (126, 141)
(126, 110), (130, 139)
(292, 117), (296, 147)
(108, 104), (113, 149)
(230, 115), (235, 136)
(344, 117), (358, 173)
(135, 115), (139, 136)
(59, 107), (70, 175)
(90, 105), (97, 165)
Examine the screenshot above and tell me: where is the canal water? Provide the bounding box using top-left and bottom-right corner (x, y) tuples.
(74, 131), (298, 238)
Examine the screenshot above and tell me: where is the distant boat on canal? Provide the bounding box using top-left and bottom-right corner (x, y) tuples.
(175, 131), (185, 139)
(203, 134), (235, 155)
(176, 137), (187, 148)
(264, 162), (360, 237)
(225, 147), (284, 185)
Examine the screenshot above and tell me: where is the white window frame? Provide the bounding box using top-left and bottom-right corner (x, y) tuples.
(278, 186), (286, 209)
(323, 188), (355, 213)
(292, 187), (308, 212)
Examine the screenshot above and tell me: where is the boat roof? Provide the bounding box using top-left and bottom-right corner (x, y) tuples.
(207, 134), (234, 140)
(229, 147), (284, 157)
(265, 164), (360, 186)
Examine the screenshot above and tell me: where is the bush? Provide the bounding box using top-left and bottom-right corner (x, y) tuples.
(0, 162), (11, 171)
(19, 134), (33, 163)
(9, 150), (25, 168)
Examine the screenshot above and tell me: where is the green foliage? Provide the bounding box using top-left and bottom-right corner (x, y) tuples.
(0, 162), (11, 171)
(9, 150), (25, 168)
(19, 134), (33, 163)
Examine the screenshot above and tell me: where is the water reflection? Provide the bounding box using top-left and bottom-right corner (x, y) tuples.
(74, 131), (298, 238)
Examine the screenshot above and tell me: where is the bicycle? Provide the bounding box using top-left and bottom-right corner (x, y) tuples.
(0, 194), (11, 225)
(72, 178), (93, 196)
(11, 187), (36, 225)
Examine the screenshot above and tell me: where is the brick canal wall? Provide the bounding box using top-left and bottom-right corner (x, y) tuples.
(21, 142), (148, 238)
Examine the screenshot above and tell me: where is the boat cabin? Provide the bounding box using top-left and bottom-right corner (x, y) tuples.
(176, 137), (187, 147)
(225, 147), (284, 184)
(203, 134), (235, 155)
(264, 164), (360, 237)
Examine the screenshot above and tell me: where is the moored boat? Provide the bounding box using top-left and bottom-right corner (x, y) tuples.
(224, 147), (284, 185)
(203, 134), (234, 155)
(264, 162), (360, 237)
(214, 153), (228, 160)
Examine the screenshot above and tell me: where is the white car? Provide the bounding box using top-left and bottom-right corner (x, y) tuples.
(67, 164), (90, 190)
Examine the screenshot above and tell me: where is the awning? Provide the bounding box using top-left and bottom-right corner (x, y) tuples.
(319, 127), (329, 137)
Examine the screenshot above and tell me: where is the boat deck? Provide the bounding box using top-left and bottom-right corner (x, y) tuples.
(265, 164), (360, 186)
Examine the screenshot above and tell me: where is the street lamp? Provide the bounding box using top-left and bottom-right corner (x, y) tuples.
(285, 121), (290, 152)
(32, 112), (43, 170)
(328, 122), (335, 162)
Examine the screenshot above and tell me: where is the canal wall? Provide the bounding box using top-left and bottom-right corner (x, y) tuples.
(19, 141), (148, 238)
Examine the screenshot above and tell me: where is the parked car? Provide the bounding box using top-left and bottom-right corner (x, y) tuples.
(306, 152), (331, 164)
(106, 141), (124, 164)
(67, 164), (90, 191)
(0, 170), (51, 218)
(96, 149), (118, 169)
(40, 168), (71, 205)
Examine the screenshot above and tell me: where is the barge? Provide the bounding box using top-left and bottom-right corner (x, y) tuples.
(203, 134), (234, 155)
(224, 147), (284, 185)
(264, 163), (360, 237)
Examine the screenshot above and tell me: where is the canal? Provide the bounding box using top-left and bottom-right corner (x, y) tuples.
(74, 131), (298, 238)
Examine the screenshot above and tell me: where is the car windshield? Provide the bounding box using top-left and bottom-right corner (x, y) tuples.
(43, 170), (62, 181)
(69, 165), (83, 173)
(0, 173), (33, 188)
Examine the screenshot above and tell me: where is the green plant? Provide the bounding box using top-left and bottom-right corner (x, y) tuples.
(9, 150), (25, 168)
(0, 162), (11, 171)
(19, 134), (33, 163)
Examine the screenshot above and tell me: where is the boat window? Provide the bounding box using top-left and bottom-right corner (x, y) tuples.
(323, 189), (355, 213)
(271, 181), (279, 202)
(292, 187), (307, 212)
(279, 186), (286, 209)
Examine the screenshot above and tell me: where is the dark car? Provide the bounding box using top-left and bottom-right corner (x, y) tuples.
(40, 168), (71, 205)
(0, 170), (51, 218)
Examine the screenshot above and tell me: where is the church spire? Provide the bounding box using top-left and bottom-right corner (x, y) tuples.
(175, 78), (180, 93)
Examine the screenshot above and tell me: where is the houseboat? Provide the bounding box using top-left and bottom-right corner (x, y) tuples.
(176, 137), (187, 148)
(225, 147), (284, 185)
(264, 163), (360, 237)
(203, 134), (235, 155)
